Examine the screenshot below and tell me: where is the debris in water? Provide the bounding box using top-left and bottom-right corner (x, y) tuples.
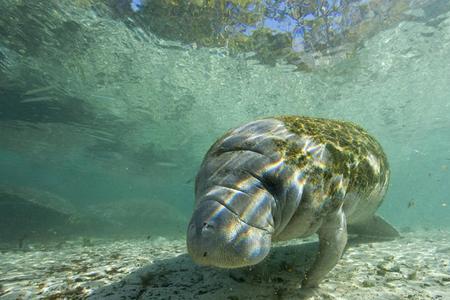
(18, 234), (27, 249)
(82, 237), (93, 247)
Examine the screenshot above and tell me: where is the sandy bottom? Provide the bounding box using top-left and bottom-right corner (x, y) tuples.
(0, 230), (449, 300)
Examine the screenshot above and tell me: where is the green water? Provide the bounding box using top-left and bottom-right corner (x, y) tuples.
(0, 0), (449, 242)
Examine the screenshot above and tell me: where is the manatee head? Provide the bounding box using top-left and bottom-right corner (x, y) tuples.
(187, 199), (272, 268)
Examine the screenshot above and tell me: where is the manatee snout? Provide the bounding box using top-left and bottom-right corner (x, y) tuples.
(187, 200), (272, 268)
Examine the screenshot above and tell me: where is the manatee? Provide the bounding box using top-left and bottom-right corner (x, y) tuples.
(187, 116), (399, 287)
(0, 185), (76, 243)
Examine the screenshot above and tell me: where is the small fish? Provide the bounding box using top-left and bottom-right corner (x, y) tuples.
(21, 96), (55, 103)
(407, 200), (416, 208)
(91, 94), (117, 101)
(24, 85), (55, 95)
(87, 134), (116, 143)
(179, 135), (192, 146)
(134, 108), (152, 115)
(155, 162), (178, 168)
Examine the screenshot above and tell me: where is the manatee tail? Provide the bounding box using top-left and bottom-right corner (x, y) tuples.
(348, 215), (400, 241)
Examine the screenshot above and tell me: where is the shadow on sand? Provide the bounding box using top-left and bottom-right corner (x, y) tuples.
(87, 239), (328, 300)
(88, 236), (386, 300)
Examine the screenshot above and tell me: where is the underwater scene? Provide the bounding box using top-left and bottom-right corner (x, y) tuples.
(0, 0), (449, 299)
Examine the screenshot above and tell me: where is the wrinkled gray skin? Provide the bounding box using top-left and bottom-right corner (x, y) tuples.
(187, 117), (398, 288)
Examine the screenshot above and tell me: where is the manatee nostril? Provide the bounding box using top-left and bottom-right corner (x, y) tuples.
(203, 251), (208, 257)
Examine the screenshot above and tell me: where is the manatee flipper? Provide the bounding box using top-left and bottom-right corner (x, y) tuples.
(348, 215), (399, 240)
(302, 208), (348, 288)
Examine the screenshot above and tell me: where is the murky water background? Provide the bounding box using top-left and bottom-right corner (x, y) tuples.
(0, 0), (449, 243)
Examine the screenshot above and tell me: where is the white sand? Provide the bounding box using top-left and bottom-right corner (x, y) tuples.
(0, 230), (449, 299)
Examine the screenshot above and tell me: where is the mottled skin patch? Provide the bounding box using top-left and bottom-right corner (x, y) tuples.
(187, 116), (397, 288)
(277, 116), (388, 185)
(274, 116), (389, 221)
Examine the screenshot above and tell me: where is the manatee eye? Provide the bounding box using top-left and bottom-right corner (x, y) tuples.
(203, 222), (214, 229)
(203, 252), (208, 257)
(263, 178), (279, 196)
